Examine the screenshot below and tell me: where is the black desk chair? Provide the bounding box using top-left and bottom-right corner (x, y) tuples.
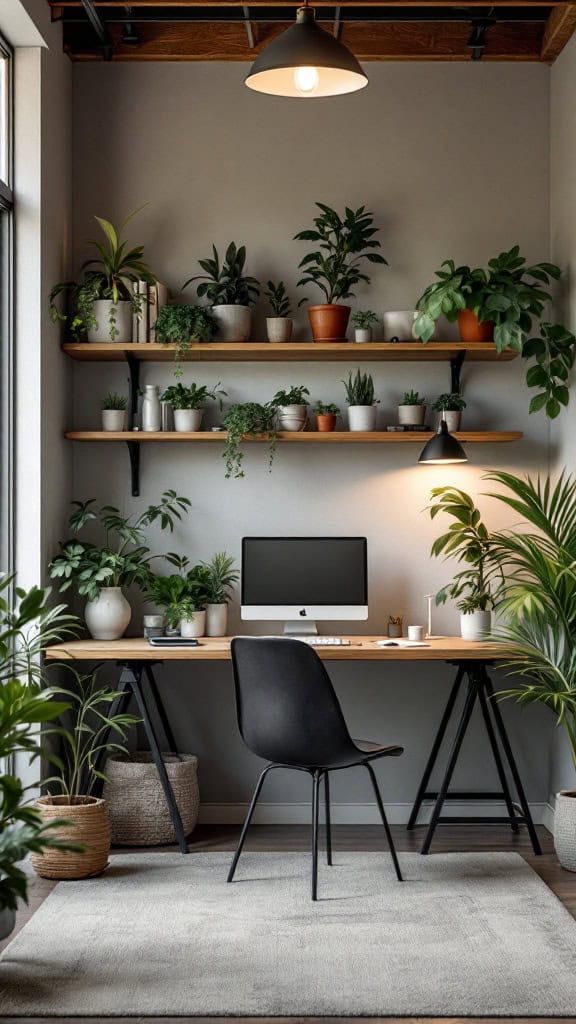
(228, 636), (404, 900)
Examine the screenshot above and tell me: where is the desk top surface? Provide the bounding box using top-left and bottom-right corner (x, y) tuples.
(45, 636), (506, 662)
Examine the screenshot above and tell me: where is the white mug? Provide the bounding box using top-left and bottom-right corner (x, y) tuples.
(408, 624), (425, 642)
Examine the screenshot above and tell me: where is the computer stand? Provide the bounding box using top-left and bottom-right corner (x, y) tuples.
(283, 621), (319, 636)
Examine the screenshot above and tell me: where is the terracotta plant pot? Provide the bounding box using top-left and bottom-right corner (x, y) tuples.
(458, 309), (494, 344)
(31, 795), (111, 880)
(308, 304), (350, 343)
(316, 413), (337, 432)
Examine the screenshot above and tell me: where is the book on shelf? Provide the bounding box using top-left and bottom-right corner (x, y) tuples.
(132, 281), (169, 343)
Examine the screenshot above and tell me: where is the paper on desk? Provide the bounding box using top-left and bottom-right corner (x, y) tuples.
(375, 639), (430, 648)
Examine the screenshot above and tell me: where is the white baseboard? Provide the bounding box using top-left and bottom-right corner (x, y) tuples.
(542, 800), (555, 834)
(199, 801), (552, 829)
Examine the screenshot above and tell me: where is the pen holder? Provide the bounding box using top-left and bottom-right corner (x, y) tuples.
(388, 616), (403, 638)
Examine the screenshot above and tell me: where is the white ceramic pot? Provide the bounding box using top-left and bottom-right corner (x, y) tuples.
(102, 410), (126, 432)
(206, 603), (228, 637)
(354, 328), (372, 343)
(460, 609), (492, 641)
(382, 310), (418, 343)
(85, 588), (132, 641)
(348, 405), (377, 431)
(87, 300), (132, 343)
(174, 408), (203, 432)
(439, 410), (462, 432)
(141, 384), (161, 432)
(266, 318), (293, 343)
(180, 611), (206, 638)
(277, 404), (307, 431)
(212, 304), (251, 343)
(554, 791), (576, 871)
(398, 404), (426, 427)
(0, 906), (15, 941)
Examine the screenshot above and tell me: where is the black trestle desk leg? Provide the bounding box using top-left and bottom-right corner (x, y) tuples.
(407, 665), (464, 830)
(477, 678), (519, 833)
(324, 772), (333, 866)
(144, 664), (179, 755)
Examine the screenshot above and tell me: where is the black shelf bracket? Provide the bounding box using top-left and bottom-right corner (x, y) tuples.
(124, 352), (141, 496)
(127, 441), (141, 498)
(450, 351), (466, 395)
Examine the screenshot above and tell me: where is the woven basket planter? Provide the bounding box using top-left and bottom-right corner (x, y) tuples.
(103, 752), (200, 846)
(554, 790), (576, 872)
(31, 795), (110, 880)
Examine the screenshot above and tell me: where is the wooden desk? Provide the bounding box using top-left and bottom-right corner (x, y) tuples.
(44, 635), (540, 858)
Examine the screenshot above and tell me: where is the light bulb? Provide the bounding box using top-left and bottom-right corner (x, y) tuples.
(293, 66), (319, 96)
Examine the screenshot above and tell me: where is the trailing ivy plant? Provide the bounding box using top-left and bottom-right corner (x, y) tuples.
(153, 304), (217, 377)
(222, 402), (277, 479)
(295, 202), (387, 305)
(182, 243), (260, 307)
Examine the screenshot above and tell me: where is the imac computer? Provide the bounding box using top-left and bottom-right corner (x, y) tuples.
(241, 536), (368, 635)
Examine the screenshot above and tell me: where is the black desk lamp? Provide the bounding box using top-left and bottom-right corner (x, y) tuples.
(418, 418), (468, 465)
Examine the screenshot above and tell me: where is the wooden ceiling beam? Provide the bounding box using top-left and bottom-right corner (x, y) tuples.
(49, 1), (575, 8)
(541, 3), (576, 59)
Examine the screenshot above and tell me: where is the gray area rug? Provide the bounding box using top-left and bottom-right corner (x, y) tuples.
(1, 851), (576, 1017)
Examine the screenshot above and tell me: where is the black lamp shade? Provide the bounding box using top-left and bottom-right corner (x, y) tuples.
(245, 7), (368, 98)
(418, 419), (468, 465)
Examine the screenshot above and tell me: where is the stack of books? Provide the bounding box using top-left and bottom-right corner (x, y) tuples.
(132, 281), (169, 343)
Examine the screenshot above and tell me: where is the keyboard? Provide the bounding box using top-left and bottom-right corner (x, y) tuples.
(300, 637), (351, 647)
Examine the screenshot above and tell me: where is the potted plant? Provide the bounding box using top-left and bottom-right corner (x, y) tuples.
(147, 558), (211, 638)
(295, 202), (387, 343)
(432, 392), (467, 432)
(49, 491), (192, 640)
(429, 486), (500, 641)
(182, 242), (260, 343)
(351, 310), (378, 343)
(32, 668), (140, 881)
(49, 207), (157, 343)
(200, 551), (240, 636)
(153, 304), (217, 378)
(101, 392), (127, 432)
(222, 402), (277, 479)
(160, 381), (227, 432)
(343, 370), (379, 431)
(398, 389), (426, 427)
(264, 281), (294, 343)
(314, 400), (340, 432)
(270, 385), (310, 431)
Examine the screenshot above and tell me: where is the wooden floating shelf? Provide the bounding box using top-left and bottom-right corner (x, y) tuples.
(62, 342), (519, 364)
(65, 431), (523, 444)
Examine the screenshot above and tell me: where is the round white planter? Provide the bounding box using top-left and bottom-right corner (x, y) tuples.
(102, 409), (126, 432)
(85, 587), (132, 641)
(141, 385), (161, 432)
(180, 611), (206, 638)
(354, 328), (372, 343)
(460, 609), (492, 641)
(382, 310), (418, 343)
(266, 317), (293, 343)
(206, 603), (228, 637)
(277, 404), (307, 431)
(348, 405), (377, 431)
(398, 404), (426, 427)
(438, 410), (462, 432)
(212, 304), (251, 343)
(87, 300), (132, 343)
(0, 906), (15, 941)
(174, 408), (203, 432)
(554, 791), (576, 871)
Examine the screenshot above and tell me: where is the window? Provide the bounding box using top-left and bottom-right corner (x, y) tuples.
(0, 35), (13, 577)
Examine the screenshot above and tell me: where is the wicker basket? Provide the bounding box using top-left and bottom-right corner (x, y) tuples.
(103, 752), (200, 846)
(31, 795), (111, 880)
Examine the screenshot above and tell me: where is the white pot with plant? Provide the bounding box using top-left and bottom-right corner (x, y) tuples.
(264, 280), (294, 343)
(344, 369), (379, 431)
(161, 381), (227, 433)
(398, 390), (427, 427)
(201, 551), (240, 636)
(270, 385), (309, 432)
(49, 208), (157, 344)
(101, 392), (127, 431)
(146, 558), (210, 640)
(49, 492), (192, 641)
(351, 309), (378, 343)
(182, 242), (259, 343)
(432, 392), (467, 432)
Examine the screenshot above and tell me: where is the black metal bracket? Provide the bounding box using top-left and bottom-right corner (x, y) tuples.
(124, 353), (141, 496)
(450, 351), (466, 395)
(127, 441), (140, 498)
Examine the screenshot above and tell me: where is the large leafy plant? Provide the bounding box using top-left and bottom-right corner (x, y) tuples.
(49, 491), (192, 603)
(147, 556), (211, 628)
(295, 202), (387, 305)
(428, 487), (500, 613)
(182, 243), (260, 307)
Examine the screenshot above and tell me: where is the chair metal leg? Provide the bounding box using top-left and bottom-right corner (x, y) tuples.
(324, 772), (333, 866)
(365, 762), (403, 882)
(227, 764), (277, 883)
(311, 770), (321, 900)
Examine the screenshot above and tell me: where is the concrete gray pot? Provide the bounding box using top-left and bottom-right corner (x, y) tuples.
(0, 906), (15, 941)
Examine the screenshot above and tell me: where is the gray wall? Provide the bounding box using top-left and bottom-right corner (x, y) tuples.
(69, 61), (554, 820)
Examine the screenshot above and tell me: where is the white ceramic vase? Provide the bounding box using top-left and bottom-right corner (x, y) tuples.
(354, 328), (372, 343)
(180, 611), (206, 638)
(277, 404), (307, 432)
(142, 385), (161, 432)
(554, 791), (576, 871)
(348, 405), (377, 431)
(85, 587), (131, 640)
(174, 408), (203, 432)
(206, 603), (228, 637)
(266, 318), (293, 343)
(398, 404), (426, 427)
(101, 410), (126, 431)
(87, 300), (132, 343)
(460, 609), (492, 641)
(212, 304), (251, 343)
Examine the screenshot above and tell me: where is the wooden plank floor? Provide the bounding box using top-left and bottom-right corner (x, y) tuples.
(3, 824), (575, 1024)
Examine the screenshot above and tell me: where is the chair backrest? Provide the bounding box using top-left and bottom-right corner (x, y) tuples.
(231, 637), (357, 767)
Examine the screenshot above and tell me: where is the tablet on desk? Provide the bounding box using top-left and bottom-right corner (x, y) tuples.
(147, 637), (200, 648)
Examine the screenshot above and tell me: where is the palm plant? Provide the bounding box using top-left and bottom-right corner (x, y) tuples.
(428, 486), (500, 613)
(200, 552), (239, 605)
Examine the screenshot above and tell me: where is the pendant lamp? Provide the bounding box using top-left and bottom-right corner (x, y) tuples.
(418, 419), (468, 465)
(245, 5), (368, 99)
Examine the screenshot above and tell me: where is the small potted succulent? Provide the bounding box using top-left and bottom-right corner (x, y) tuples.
(160, 381), (226, 432)
(101, 392), (127, 431)
(343, 370), (379, 431)
(264, 280), (294, 343)
(351, 309), (378, 343)
(432, 392), (467, 432)
(270, 385), (310, 431)
(398, 390), (426, 427)
(182, 242), (260, 343)
(222, 402), (277, 479)
(153, 304), (217, 377)
(314, 400), (340, 432)
(201, 551), (240, 636)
